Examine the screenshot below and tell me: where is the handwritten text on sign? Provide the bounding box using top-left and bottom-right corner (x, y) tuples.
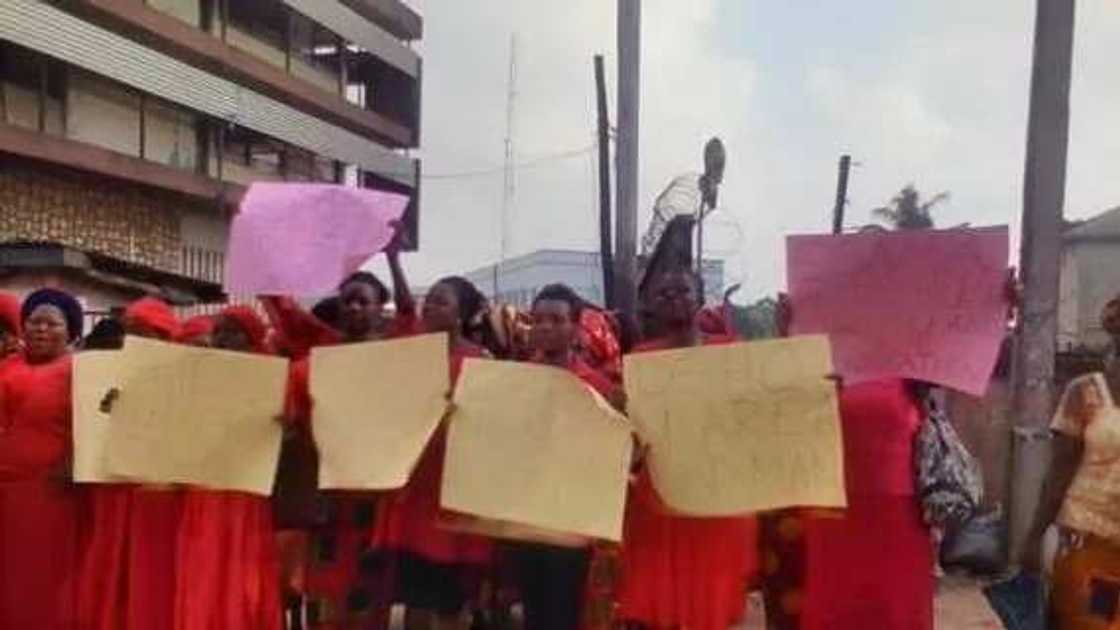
(787, 226), (1009, 396)
(623, 337), (846, 516)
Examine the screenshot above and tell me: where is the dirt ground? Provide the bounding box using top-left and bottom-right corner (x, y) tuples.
(736, 575), (1004, 629)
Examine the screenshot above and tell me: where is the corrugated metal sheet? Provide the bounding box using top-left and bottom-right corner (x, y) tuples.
(284, 0), (420, 78)
(0, 0), (416, 187)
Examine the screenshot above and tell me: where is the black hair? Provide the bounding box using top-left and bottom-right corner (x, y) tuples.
(22, 288), (85, 342)
(311, 296), (341, 329)
(339, 271), (390, 304)
(431, 276), (486, 337)
(83, 317), (125, 351)
(532, 284), (584, 322)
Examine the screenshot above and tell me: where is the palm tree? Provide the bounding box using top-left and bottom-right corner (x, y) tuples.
(871, 185), (949, 230)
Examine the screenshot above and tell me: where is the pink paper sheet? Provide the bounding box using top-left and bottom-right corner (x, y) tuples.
(787, 226), (1009, 396)
(225, 183), (408, 296)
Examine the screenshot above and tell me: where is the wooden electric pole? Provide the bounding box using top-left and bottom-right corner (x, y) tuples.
(832, 154), (851, 234)
(594, 55), (615, 308)
(614, 0), (640, 320)
(1008, 0), (1076, 563)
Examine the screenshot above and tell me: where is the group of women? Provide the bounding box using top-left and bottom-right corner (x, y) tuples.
(0, 232), (1027, 630)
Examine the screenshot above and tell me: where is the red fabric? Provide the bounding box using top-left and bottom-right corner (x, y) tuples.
(616, 334), (757, 630)
(696, 306), (733, 337)
(836, 380), (921, 497)
(179, 315), (215, 343)
(126, 488), (183, 629)
(799, 380), (932, 630)
(174, 490), (282, 630)
(568, 356), (616, 399)
(0, 292), (20, 337)
(0, 353), (82, 628)
(77, 486), (184, 627)
(261, 296), (340, 360)
(371, 343), (493, 565)
(77, 485), (133, 630)
(220, 305), (269, 353)
(125, 297), (181, 340)
(578, 309), (622, 382)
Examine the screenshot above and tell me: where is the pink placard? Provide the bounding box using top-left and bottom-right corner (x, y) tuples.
(787, 226), (1009, 396)
(225, 183), (408, 296)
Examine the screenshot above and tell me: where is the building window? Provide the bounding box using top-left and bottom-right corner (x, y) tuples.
(290, 12), (342, 94)
(224, 0), (289, 68)
(0, 42), (65, 135)
(147, 0), (202, 27)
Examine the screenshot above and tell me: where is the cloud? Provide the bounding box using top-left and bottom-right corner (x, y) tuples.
(391, 0), (1120, 303)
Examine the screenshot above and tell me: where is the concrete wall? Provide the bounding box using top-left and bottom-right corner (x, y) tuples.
(945, 380), (1013, 509)
(1058, 240), (1120, 351)
(1073, 242), (1120, 349)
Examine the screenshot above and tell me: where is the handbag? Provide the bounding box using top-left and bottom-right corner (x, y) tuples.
(940, 507), (1006, 576)
(913, 397), (983, 528)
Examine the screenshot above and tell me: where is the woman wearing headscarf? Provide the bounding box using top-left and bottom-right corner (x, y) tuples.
(173, 306), (283, 630)
(617, 267), (758, 630)
(371, 275), (495, 630)
(78, 296), (183, 630)
(179, 314), (215, 347)
(0, 288), (84, 628)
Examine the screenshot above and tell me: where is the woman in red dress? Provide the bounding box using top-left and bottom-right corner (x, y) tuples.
(77, 296), (184, 630)
(268, 229), (417, 629)
(372, 275), (494, 630)
(0, 288), (85, 628)
(173, 306), (283, 630)
(797, 379), (933, 630)
(506, 283), (621, 630)
(617, 268), (758, 630)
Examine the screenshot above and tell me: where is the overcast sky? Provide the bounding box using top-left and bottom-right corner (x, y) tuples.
(383, 0), (1120, 302)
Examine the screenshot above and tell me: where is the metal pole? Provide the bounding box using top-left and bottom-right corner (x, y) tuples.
(1008, 0), (1076, 564)
(832, 154), (851, 234)
(594, 55), (615, 308)
(614, 0), (640, 320)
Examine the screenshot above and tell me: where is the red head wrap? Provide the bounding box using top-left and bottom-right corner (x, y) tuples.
(0, 292), (20, 338)
(179, 315), (215, 343)
(125, 297), (181, 340)
(218, 306), (268, 353)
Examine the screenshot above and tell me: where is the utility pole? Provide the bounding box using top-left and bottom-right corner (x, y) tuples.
(498, 34), (518, 298)
(594, 55), (615, 309)
(1008, 0), (1076, 564)
(614, 0), (640, 321)
(832, 154), (851, 234)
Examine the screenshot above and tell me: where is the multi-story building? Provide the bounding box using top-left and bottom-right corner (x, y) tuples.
(0, 0), (422, 321)
(461, 249), (726, 310)
(1059, 205), (1120, 351)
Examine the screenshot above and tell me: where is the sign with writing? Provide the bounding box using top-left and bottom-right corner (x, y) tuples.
(787, 226), (1008, 396)
(442, 359), (633, 542)
(623, 337), (846, 516)
(225, 183), (408, 296)
(104, 337), (288, 494)
(311, 333), (450, 490)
